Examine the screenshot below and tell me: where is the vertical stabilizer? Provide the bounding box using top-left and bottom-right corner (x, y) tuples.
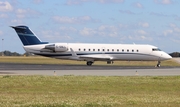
(11, 26), (48, 46)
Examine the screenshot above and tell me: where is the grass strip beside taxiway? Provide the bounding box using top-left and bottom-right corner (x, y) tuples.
(0, 75), (180, 107)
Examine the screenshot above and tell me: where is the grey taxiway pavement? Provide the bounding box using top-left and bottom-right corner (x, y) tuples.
(0, 63), (180, 76)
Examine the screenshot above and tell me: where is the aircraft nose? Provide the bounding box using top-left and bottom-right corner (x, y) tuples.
(162, 52), (172, 60)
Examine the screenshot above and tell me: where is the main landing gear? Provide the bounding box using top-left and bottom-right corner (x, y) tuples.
(107, 60), (113, 64)
(157, 61), (161, 67)
(86, 61), (94, 66)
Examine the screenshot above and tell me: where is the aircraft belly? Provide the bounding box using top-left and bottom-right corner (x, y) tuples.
(111, 54), (158, 61)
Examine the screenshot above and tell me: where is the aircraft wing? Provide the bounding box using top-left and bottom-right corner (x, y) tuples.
(78, 55), (112, 60)
(70, 48), (113, 61)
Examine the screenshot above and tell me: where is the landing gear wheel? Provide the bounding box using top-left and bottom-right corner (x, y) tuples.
(87, 61), (93, 66)
(157, 61), (161, 67)
(157, 64), (160, 67)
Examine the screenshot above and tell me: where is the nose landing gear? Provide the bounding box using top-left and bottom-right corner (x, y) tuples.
(157, 61), (161, 67)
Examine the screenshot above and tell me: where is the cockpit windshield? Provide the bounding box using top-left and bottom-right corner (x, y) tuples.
(152, 48), (161, 51)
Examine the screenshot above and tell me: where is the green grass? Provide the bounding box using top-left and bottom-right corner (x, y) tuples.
(0, 76), (180, 107)
(0, 56), (179, 66)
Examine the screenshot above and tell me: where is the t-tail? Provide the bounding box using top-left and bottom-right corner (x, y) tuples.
(11, 26), (48, 46)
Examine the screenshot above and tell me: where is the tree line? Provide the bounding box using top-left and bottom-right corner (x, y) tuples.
(0, 50), (180, 57)
(169, 52), (180, 57)
(0, 51), (33, 56)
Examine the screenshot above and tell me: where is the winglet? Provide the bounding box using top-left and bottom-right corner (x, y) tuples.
(70, 48), (78, 57)
(69, 48), (80, 60)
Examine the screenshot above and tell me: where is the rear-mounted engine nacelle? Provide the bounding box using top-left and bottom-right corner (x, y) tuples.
(45, 43), (68, 52)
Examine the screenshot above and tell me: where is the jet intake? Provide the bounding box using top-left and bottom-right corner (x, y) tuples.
(45, 44), (55, 50)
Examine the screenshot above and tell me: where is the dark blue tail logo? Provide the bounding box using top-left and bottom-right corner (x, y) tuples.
(11, 26), (48, 46)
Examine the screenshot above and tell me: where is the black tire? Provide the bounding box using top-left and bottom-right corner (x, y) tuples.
(87, 61), (93, 66)
(157, 64), (160, 67)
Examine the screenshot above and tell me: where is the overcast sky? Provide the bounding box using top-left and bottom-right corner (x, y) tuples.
(0, 0), (180, 53)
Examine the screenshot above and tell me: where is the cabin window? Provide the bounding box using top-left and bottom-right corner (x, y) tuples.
(112, 49), (114, 52)
(122, 49), (124, 52)
(79, 48), (81, 51)
(84, 49), (86, 51)
(98, 49), (100, 51)
(127, 49), (129, 52)
(137, 50), (139, 52)
(89, 49), (91, 51)
(107, 49), (109, 51)
(93, 49), (95, 51)
(132, 50), (134, 52)
(102, 49), (105, 51)
(117, 49), (119, 52)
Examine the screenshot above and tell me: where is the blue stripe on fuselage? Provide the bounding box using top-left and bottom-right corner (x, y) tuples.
(34, 52), (155, 57)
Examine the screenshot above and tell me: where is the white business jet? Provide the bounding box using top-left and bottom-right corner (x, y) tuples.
(11, 26), (172, 66)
